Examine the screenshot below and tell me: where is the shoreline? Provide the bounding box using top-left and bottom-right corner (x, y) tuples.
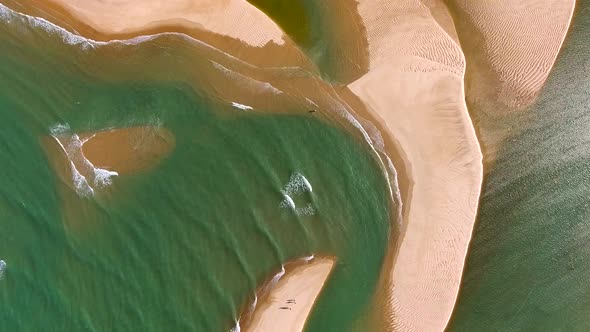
(238, 256), (336, 332)
(443, 0), (576, 167)
(3, 0), (491, 330)
(0, 0), (311, 69)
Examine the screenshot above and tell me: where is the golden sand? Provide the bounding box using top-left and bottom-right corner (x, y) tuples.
(27, 0), (284, 47)
(447, 0), (575, 109)
(348, 1), (483, 330)
(241, 257), (335, 332)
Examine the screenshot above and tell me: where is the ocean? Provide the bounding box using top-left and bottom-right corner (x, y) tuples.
(0, 4), (395, 331)
(448, 1), (590, 330)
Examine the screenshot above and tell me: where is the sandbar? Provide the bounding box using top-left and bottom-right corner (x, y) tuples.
(240, 257), (335, 332)
(348, 1), (483, 330)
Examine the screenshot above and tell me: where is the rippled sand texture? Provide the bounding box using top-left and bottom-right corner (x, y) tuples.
(348, 1), (483, 331)
(448, 0), (575, 110)
(446, 0), (575, 164)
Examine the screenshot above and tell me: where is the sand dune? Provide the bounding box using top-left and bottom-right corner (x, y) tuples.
(241, 257), (335, 332)
(348, 1), (483, 330)
(23, 0), (284, 47)
(447, 0), (575, 110)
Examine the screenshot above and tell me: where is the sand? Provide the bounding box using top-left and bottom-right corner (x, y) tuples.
(80, 126), (175, 175)
(348, 1), (483, 330)
(19, 0), (284, 47)
(447, 0), (576, 110)
(42, 126), (175, 231)
(241, 257), (335, 332)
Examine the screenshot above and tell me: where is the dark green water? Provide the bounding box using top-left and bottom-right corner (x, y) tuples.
(246, 0), (369, 83)
(449, 1), (590, 330)
(0, 5), (394, 331)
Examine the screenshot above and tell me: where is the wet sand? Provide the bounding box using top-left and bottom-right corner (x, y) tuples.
(241, 257), (335, 332)
(80, 126), (175, 175)
(348, 1), (483, 330)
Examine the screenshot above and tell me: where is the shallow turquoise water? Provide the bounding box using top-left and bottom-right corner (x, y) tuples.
(0, 5), (394, 331)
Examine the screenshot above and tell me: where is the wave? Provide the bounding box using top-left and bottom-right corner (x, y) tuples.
(0, 259), (6, 280)
(279, 172), (316, 216)
(231, 102), (254, 111)
(211, 61), (283, 96)
(49, 123), (119, 197)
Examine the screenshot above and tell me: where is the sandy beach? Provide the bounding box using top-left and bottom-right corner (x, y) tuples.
(348, 1), (483, 330)
(447, 0), (576, 110)
(24, 0), (284, 47)
(241, 257), (335, 332)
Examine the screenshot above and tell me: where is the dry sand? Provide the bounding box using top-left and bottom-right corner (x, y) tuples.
(447, 0), (576, 109)
(348, 1), (483, 330)
(22, 0), (284, 47)
(241, 257), (335, 332)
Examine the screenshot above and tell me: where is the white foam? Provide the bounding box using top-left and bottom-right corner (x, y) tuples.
(49, 123), (119, 197)
(269, 265), (286, 288)
(279, 173), (316, 214)
(229, 321), (241, 332)
(280, 194), (296, 210)
(212, 61), (283, 96)
(231, 102), (254, 111)
(0, 260), (6, 280)
(295, 203), (315, 216)
(49, 123), (71, 136)
(283, 172), (312, 196)
(94, 168), (119, 187)
(70, 160), (95, 197)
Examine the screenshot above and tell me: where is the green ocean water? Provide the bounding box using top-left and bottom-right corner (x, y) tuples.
(449, 1), (590, 330)
(0, 5), (394, 332)
(246, 0), (369, 83)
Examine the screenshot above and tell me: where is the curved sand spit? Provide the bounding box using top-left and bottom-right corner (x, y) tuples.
(241, 257), (335, 332)
(448, 0), (575, 109)
(22, 0), (285, 47)
(348, 1), (483, 330)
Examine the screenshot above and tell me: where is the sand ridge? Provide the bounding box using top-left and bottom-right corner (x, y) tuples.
(240, 257), (335, 332)
(348, 1), (483, 330)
